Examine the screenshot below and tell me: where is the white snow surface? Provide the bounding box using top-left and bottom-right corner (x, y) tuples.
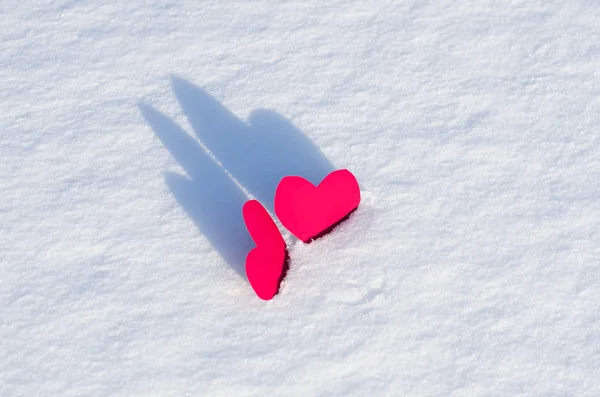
(2, 1), (600, 396)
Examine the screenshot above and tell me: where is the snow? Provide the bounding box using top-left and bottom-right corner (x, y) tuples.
(1, 0), (599, 395)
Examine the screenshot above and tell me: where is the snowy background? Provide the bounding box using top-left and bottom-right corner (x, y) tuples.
(2, 1), (600, 395)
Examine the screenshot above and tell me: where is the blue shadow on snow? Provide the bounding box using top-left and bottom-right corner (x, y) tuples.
(139, 77), (334, 278)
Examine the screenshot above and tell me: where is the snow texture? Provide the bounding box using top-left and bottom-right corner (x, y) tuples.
(1, 1), (600, 396)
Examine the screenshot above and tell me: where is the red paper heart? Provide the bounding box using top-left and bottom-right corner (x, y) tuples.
(274, 169), (360, 243)
(243, 199), (288, 300)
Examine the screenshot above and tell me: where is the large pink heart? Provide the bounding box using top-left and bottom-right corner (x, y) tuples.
(275, 169), (360, 243)
(243, 200), (288, 300)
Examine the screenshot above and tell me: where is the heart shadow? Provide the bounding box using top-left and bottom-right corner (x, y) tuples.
(139, 77), (335, 278)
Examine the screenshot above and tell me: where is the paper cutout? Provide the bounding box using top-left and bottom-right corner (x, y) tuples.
(243, 200), (288, 300)
(275, 169), (360, 243)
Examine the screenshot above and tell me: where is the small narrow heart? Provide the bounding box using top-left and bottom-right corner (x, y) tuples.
(274, 169), (360, 243)
(243, 200), (288, 300)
